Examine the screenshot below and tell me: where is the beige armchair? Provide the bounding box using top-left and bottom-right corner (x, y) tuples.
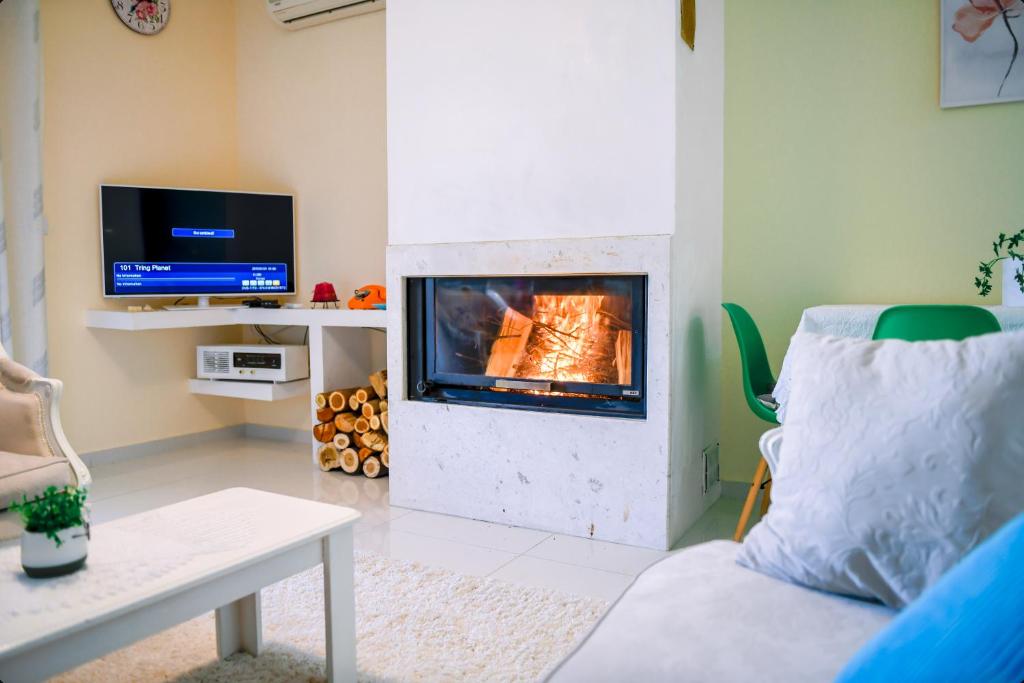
(0, 344), (90, 540)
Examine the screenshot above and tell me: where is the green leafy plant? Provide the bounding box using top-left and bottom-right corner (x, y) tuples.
(10, 486), (87, 547)
(975, 229), (1024, 298)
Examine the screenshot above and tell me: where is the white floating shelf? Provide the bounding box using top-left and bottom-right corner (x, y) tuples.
(187, 378), (311, 401)
(85, 307), (387, 331)
(241, 307), (387, 328)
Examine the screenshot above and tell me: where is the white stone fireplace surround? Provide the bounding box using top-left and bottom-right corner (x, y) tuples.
(385, 0), (724, 549)
(388, 235), (711, 550)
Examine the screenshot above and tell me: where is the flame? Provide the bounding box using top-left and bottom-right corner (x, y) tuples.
(485, 292), (630, 391)
(520, 294), (607, 383)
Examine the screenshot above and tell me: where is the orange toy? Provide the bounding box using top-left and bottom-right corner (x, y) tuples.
(348, 284), (386, 310)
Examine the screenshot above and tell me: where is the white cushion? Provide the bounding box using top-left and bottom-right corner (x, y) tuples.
(548, 541), (892, 683)
(760, 426), (784, 474)
(738, 331), (1024, 608)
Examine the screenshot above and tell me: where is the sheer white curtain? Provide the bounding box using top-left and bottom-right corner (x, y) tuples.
(0, 0), (48, 373)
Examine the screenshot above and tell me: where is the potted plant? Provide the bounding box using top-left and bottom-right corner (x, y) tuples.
(11, 485), (90, 578)
(975, 228), (1024, 306)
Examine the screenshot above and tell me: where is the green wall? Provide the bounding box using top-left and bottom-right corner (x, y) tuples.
(721, 0), (1024, 482)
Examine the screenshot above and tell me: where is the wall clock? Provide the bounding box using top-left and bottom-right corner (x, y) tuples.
(110, 0), (170, 35)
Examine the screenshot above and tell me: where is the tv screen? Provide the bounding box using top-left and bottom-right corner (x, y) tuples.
(100, 185), (295, 297)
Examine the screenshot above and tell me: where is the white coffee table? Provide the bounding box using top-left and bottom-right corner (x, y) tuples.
(0, 487), (361, 682)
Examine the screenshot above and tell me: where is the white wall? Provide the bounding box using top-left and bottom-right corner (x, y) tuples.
(668, 0), (725, 540)
(387, 0), (677, 245)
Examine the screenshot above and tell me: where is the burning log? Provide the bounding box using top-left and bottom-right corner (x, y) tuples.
(515, 295), (619, 384)
(485, 307), (533, 377)
(482, 294), (631, 388)
(615, 331), (633, 385)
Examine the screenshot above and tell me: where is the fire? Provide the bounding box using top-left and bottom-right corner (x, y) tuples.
(485, 293), (631, 389)
(521, 294), (607, 383)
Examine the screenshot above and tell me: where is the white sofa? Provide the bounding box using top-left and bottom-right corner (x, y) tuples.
(549, 429), (894, 682)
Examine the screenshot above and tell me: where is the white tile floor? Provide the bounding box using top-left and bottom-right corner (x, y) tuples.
(87, 435), (752, 602)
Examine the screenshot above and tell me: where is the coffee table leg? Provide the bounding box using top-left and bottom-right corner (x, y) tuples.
(215, 592), (263, 659)
(324, 527), (357, 683)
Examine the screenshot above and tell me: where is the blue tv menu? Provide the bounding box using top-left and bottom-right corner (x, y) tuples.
(112, 262), (289, 295)
(170, 228), (236, 239)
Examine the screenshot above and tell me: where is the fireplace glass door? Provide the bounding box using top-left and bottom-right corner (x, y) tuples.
(407, 275), (646, 418)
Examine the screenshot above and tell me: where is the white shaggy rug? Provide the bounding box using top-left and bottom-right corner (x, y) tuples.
(55, 552), (607, 682)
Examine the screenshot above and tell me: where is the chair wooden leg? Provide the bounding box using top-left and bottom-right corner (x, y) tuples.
(759, 478), (772, 516)
(733, 457), (768, 542)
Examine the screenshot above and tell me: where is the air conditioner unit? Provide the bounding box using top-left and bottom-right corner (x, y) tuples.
(266, 0), (385, 31)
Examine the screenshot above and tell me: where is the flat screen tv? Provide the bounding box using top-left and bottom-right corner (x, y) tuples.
(100, 185), (295, 299)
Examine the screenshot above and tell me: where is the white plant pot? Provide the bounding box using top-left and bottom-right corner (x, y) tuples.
(21, 526), (89, 578)
(1002, 259), (1024, 307)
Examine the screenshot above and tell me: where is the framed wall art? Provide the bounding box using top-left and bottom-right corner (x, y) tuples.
(941, 0), (1024, 107)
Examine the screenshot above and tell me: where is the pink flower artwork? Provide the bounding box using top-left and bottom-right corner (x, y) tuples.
(953, 0), (1023, 42)
(951, 0), (1024, 97)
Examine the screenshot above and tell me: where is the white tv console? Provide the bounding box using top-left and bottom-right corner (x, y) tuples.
(85, 306), (387, 462)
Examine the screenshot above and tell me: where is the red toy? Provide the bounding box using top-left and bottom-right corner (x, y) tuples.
(311, 282), (340, 309)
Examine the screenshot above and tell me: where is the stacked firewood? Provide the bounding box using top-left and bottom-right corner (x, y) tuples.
(313, 369), (390, 478)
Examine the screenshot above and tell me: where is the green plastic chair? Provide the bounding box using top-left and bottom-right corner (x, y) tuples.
(722, 303), (778, 541)
(722, 303), (779, 425)
(872, 305), (1001, 341)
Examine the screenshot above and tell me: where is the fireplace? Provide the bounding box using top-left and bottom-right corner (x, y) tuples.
(406, 275), (647, 418)
(388, 235), (710, 549)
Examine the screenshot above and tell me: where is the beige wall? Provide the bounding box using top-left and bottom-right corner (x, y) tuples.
(41, 0), (246, 452)
(235, 2), (387, 430)
(38, 0), (388, 450)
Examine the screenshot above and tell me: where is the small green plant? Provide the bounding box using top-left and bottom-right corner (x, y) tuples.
(975, 229), (1024, 298)
(10, 486), (87, 547)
